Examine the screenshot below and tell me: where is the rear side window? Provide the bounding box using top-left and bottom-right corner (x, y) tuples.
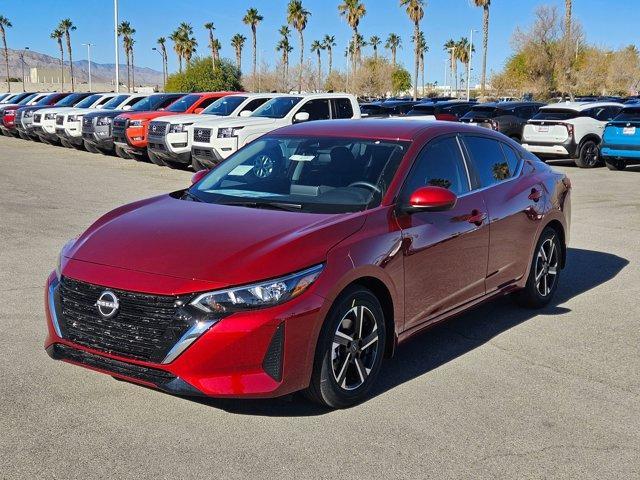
(332, 98), (354, 119)
(298, 99), (330, 121)
(595, 106), (622, 121)
(402, 137), (470, 197)
(463, 136), (516, 187)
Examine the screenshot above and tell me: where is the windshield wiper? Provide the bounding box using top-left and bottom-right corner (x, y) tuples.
(222, 200), (303, 212)
(181, 190), (202, 202)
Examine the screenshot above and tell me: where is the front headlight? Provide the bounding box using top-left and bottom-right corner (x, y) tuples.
(45, 113), (56, 120)
(169, 123), (193, 133)
(68, 114), (82, 122)
(191, 264), (323, 314)
(96, 116), (112, 126)
(217, 126), (244, 138)
(129, 119), (144, 127)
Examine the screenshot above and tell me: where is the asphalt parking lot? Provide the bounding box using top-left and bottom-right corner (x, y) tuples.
(1, 134), (639, 479)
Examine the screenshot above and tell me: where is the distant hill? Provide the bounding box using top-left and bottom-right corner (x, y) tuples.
(0, 48), (163, 86)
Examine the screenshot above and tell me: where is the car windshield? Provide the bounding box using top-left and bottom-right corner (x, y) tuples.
(204, 96), (247, 116)
(461, 106), (505, 119)
(612, 108), (640, 122)
(406, 105), (437, 116)
(531, 109), (579, 121)
(17, 94), (38, 106)
(55, 94), (85, 107)
(252, 96), (303, 118)
(74, 94), (102, 109)
(101, 95), (130, 110)
(35, 94), (59, 106)
(166, 94), (201, 112)
(189, 136), (409, 214)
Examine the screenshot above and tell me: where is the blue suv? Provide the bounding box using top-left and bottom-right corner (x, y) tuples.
(601, 106), (640, 170)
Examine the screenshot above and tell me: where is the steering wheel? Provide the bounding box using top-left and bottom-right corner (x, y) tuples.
(253, 154), (276, 179)
(348, 181), (381, 193)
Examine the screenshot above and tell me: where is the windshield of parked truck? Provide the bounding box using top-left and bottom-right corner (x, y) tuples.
(74, 94), (103, 109)
(102, 95), (130, 110)
(166, 94), (201, 112)
(252, 96), (303, 118)
(204, 96), (247, 116)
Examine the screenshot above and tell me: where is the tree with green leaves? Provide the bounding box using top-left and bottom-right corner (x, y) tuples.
(323, 35), (336, 74)
(204, 22), (219, 70)
(369, 35), (381, 60)
(456, 37), (474, 92)
(311, 40), (324, 90)
(165, 57), (242, 93)
(385, 33), (401, 66)
(400, 0), (424, 100)
(58, 19), (77, 92)
(473, 0), (491, 95)
(287, 0), (311, 93)
(118, 21), (135, 92)
(339, 0), (366, 67)
(231, 34), (246, 71)
(277, 26), (293, 80)
(0, 15), (10, 91)
(392, 66), (412, 94)
(50, 28), (64, 91)
(243, 8), (263, 80)
(444, 38), (457, 94)
(412, 31), (427, 95)
(179, 23), (197, 65)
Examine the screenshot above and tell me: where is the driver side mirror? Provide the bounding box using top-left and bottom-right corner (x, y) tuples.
(293, 112), (310, 123)
(122, 105), (132, 111)
(194, 108), (204, 114)
(404, 186), (457, 213)
(191, 169), (210, 185)
(239, 110), (253, 117)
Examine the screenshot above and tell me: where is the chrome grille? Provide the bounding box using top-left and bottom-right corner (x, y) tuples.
(56, 115), (64, 126)
(148, 121), (168, 138)
(193, 127), (211, 143)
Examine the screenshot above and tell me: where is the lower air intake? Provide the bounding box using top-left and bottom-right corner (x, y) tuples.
(262, 324), (285, 381)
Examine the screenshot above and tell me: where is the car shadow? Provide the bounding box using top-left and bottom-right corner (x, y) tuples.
(186, 248), (628, 416)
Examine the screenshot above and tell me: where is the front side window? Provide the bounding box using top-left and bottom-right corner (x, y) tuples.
(402, 137), (470, 199)
(190, 136), (409, 214)
(102, 95), (130, 110)
(252, 96), (303, 118)
(297, 99), (331, 121)
(166, 94), (201, 112)
(75, 94), (102, 109)
(463, 136), (516, 187)
(54, 93), (86, 107)
(203, 96), (247, 116)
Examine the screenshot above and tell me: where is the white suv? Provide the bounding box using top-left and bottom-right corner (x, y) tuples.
(55, 93), (121, 147)
(148, 93), (283, 169)
(190, 93), (361, 170)
(522, 101), (623, 168)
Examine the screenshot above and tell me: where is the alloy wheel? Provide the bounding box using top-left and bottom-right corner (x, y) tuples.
(534, 237), (559, 297)
(583, 143), (600, 167)
(331, 304), (379, 391)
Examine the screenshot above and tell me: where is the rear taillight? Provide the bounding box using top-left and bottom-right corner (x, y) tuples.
(565, 123), (574, 137)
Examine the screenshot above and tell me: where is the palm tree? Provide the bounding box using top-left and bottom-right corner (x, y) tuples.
(412, 31), (427, 95)
(0, 16), (10, 91)
(157, 37), (168, 85)
(565, 0), (572, 38)
(473, 0), (491, 95)
(400, 0), (424, 100)
(118, 21), (134, 92)
(456, 37), (474, 93)
(243, 8), (263, 80)
(211, 39), (221, 64)
(311, 40), (324, 91)
(178, 23), (197, 65)
(287, 0), (311, 93)
(50, 29), (65, 91)
(277, 26), (293, 79)
(323, 35), (336, 74)
(385, 33), (401, 66)
(204, 22), (218, 70)
(369, 35), (381, 60)
(129, 37), (137, 92)
(58, 19), (77, 92)
(444, 38), (457, 95)
(231, 34), (246, 71)
(338, 0), (366, 67)
(169, 30), (183, 73)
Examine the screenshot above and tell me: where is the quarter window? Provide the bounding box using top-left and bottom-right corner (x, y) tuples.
(463, 136), (515, 187)
(298, 99), (331, 121)
(402, 137), (470, 198)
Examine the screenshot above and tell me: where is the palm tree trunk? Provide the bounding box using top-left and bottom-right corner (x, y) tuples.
(131, 48), (135, 93)
(421, 55), (425, 96)
(58, 43), (65, 91)
(178, 54), (183, 73)
(298, 31), (304, 93)
(236, 49), (241, 70)
(481, 6), (489, 95)
(413, 24), (419, 100)
(252, 26), (257, 80)
(392, 47), (397, 67)
(565, 0), (572, 37)
(66, 33), (74, 92)
(126, 51), (131, 93)
(328, 49), (333, 75)
(2, 32), (10, 91)
(374, 47), (378, 61)
(317, 51), (321, 91)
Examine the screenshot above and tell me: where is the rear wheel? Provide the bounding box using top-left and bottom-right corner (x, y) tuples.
(575, 140), (601, 168)
(605, 158), (626, 171)
(114, 145), (132, 159)
(515, 227), (562, 308)
(305, 286), (386, 408)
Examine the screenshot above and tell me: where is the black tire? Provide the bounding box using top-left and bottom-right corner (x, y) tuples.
(305, 286), (386, 408)
(605, 158), (626, 171)
(164, 159), (190, 170)
(191, 155), (209, 172)
(148, 150), (167, 166)
(575, 140), (602, 168)
(84, 141), (100, 154)
(514, 227), (562, 309)
(60, 138), (73, 148)
(114, 145), (133, 159)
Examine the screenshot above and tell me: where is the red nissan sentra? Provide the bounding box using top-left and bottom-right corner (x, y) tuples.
(45, 119), (571, 408)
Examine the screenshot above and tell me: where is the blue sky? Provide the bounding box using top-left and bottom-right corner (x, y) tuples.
(2, 0), (638, 84)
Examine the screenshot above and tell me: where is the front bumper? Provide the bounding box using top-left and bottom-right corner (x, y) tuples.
(148, 132), (191, 164)
(522, 138), (577, 158)
(44, 268), (325, 398)
(191, 144), (230, 168)
(601, 144), (640, 161)
(82, 124), (114, 150)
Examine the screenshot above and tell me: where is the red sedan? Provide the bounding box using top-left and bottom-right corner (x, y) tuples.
(45, 119), (571, 408)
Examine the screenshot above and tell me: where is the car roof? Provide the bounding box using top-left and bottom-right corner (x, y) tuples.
(473, 101), (544, 109)
(541, 101), (624, 111)
(272, 118), (496, 141)
(284, 92), (357, 100)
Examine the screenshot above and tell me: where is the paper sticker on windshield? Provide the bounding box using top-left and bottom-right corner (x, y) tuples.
(289, 154), (315, 162)
(228, 165), (254, 176)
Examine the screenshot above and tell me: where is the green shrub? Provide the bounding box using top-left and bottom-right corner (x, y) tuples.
(165, 57), (243, 92)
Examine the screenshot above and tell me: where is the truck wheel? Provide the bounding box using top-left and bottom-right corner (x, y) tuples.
(605, 158), (626, 171)
(575, 140), (602, 168)
(84, 141), (100, 154)
(148, 151), (167, 166)
(115, 145), (133, 159)
(191, 156), (208, 172)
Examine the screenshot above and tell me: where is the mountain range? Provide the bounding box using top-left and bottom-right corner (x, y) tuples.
(0, 48), (164, 86)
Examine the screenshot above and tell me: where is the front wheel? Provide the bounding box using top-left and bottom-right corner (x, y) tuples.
(114, 145), (132, 159)
(148, 150), (167, 166)
(575, 140), (602, 168)
(605, 158), (626, 171)
(515, 227), (562, 308)
(305, 286), (386, 408)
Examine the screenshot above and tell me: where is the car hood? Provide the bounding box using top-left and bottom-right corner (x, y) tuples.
(213, 117), (280, 130)
(61, 107), (93, 116)
(118, 111), (179, 121)
(37, 107), (76, 116)
(154, 113), (201, 124)
(66, 194), (365, 288)
(84, 109), (126, 119)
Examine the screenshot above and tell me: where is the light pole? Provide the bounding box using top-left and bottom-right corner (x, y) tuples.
(447, 46), (456, 97)
(19, 47), (29, 92)
(152, 47), (165, 90)
(467, 29), (478, 101)
(114, 0), (120, 92)
(82, 43), (93, 91)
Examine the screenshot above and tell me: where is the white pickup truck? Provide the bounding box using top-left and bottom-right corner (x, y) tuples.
(190, 93), (361, 170)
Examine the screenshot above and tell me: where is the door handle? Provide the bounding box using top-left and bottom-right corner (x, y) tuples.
(468, 209), (487, 226)
(528, 188), (542, 202)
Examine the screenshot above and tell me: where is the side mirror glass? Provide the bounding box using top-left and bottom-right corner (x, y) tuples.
(405, 186), (457, 213)
(122, 105), (132, 111)
(239, 110), (253, 117)
(194, 108), (204, 114)
(191, 169), (210, 185)
(293, 111), (310, 123)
